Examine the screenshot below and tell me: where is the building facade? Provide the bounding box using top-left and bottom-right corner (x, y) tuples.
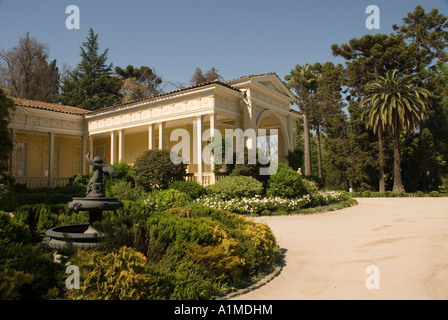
(7, 72), (300, 188)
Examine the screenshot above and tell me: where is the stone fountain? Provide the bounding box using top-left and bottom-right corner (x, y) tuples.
(44, 152), (123, 250)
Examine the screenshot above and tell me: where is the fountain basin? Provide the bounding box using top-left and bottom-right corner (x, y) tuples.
(44, 224), (105, 250)
(68, 197), (123, 212)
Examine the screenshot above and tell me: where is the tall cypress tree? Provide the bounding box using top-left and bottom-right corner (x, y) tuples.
(57, 28), (121, 110)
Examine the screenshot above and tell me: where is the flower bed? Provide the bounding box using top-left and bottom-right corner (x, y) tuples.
(195, 191), (351, 216)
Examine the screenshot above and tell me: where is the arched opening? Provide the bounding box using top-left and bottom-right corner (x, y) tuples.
(256, 110), (290, 164)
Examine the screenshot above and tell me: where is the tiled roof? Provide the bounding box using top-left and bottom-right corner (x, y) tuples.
(225, 72), (277, 83)
(13, 98), (89, 115)
(88, 79), (241, 115)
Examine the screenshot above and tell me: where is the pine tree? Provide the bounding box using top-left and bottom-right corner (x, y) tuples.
(57, 28), (121, 110)
(190, 67), (223, 86)
(190, 67), (206, 85)
(115, 65), (163, 103)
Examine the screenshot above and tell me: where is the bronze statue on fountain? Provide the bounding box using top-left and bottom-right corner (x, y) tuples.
(44, 152), (123, 250)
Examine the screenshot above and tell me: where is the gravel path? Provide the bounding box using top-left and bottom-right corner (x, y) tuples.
(233, 198), (448, 300)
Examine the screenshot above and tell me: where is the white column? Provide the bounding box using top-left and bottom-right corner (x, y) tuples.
(89, 135), (94, 173)
(81, 135), (87, 175)
(148, 124), (155, 150)
(195, 116), (203, 184)
(158, 122), (165, 150)
(118, 129), (124, 162)
(209, 113), (217, 184)
(110, 131), (115, 164)
(48, 132), (55, 187)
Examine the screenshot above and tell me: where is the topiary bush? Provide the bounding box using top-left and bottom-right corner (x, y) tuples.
(266, 163), (307, 198)
(168, 180), (205, 200)
(133, 149), (187, 192)
(206, 176), (263, 200)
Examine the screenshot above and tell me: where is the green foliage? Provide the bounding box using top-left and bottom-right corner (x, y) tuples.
(266, 163), (307, 198)
(14, 184), (85, 206)
(226, 148), (271, 187)
(14, 204), (89, 240)
(206, 176), (263, 200)
(133, 149), (187, 192)
(56, 28), (121, 110)
(0, 90), (14, 174)
(92, 204), (281, 299)
(168, 180), (205, 200)
(109, 180), (143, 201)
(142, 189), (191, 212)
(67, 246), (151, 300)
(195, 195), (310, 216)
(0, 176), (18, 211)
(287, 147), (304, 171)
(0, 211), (64, 299)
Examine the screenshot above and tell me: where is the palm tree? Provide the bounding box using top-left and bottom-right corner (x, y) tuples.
(360, 69), (431, 193)
(285, 64), (319, 177)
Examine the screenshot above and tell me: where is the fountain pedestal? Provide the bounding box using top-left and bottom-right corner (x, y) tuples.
(43, 153), (123, 250)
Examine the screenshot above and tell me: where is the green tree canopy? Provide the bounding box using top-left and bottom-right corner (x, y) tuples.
(190, 67), (223, 86)
(57, 28), (121, 110)
(0, 89), (15, 174)
(115, 65), (163, 103)
(360, 70), (432, 193)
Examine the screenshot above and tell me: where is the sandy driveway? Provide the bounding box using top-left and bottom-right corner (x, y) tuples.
(233, 198), (448, 300)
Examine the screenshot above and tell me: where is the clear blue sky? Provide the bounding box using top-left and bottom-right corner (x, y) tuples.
(1, 0), (447, 92)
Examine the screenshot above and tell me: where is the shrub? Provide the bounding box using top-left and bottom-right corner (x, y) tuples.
(196, 195), (310, 215)
(133, 149), (187, 192)
(168, 180), (205, 200)
(14, 204), (89, 240)
(67, 246), (151, 300)
(0, 211), (31, 243)
(93, 204), (282, 298)
(142, 189), (191, 212)
(225, 148), (271, 187)
(0, 211), (64, 299)
(0, 175), (18, 211)
(206, 176), (263, 200)
(109, 180), (144, 201)
(266, 163), (306, 198)
(302, 178), (319, 194)
(430, 191), (440, 197)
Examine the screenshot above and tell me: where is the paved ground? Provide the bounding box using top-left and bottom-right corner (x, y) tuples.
(233, 198), (448, 300)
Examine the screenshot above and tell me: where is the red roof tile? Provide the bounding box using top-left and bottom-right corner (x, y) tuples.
(13, 98), (89, 115)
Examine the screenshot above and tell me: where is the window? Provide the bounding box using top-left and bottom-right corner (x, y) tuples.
(14, 142), (28, 177)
